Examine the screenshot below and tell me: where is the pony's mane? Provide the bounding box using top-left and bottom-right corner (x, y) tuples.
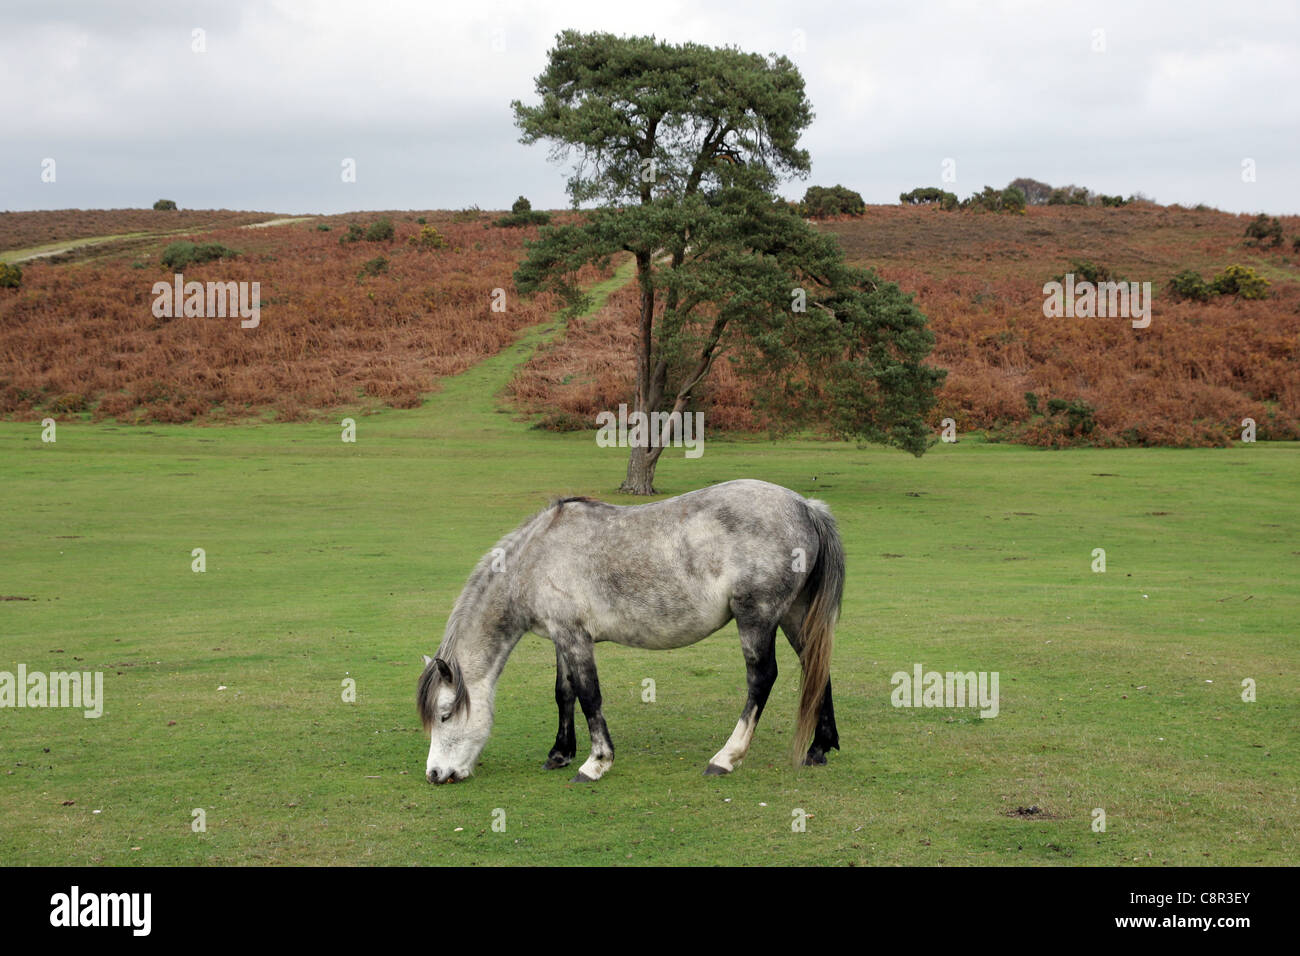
(437, 496), (605, 658)
(422, 496), (605, 730)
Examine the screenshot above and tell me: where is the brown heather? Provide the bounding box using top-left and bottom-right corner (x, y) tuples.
(3, 205), (1297, 447)
(0, 212), (607, 423)
(511, 203), (1300, 447)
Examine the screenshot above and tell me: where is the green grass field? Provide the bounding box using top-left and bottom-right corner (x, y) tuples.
(1, 270), (1295, 865)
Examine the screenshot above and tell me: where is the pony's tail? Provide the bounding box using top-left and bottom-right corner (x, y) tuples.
(792, 499), (844, 766)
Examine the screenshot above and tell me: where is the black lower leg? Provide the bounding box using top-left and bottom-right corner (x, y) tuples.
(564, 636), (614, 782)
(544, 646), (576, 769)
(743, 637), (779, 729)
(804, 677), (840, 765)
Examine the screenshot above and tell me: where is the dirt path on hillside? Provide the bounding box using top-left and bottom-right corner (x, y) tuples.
(2, 217), (314, 262)
(239, 217), (312, 230)
(4, 233), (147, 262)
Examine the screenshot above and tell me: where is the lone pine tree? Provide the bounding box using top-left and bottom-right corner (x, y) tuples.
(512, 31), (944, 493)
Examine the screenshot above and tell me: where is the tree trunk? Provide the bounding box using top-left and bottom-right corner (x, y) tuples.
(619, 443), (659, 495)
(619, 249), (663, 495)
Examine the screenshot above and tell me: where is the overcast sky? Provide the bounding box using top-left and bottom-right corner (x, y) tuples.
(4, 0), (1297, 215)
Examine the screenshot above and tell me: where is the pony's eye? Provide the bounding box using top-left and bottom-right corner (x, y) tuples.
(440, 713), (451, 723)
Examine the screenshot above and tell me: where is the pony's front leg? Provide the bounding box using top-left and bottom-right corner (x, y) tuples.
(543, 643), (577, 770)
(554, 629), (614, 783)
(705, 622), (777, 775)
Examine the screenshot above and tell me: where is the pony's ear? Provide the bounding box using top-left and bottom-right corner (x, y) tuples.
(435, 657), (453, 680)
(421, 655), (434, 667)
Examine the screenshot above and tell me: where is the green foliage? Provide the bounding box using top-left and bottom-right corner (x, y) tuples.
(1167, 265), (1269, 301)
(1048, 185), (1091, 206)
(152, 199), (178, 211)
(1066, 259), (1113, 284)
(1044, 397), (1096, 435)
(496, 197), (552, 227)
(900, 187), (939, 204)
(960, 185), (1024, 213)
(48, 392), (88, 413)
(1168, 269), (1213, 302)
(1027, 183), (1131, 207)
(451, 206), (482, 223)
(1050, 259), (1115, 286)
(1000, 186), (1027, 213)
(800, 184), (865, 218)
(338, 220), (393, 243)
(1210, 264), (1269, 299)
(1011, 394), (1097, 442)
(315, 223), (331, 231)
(512, 30), (813, 206)
(159, 241), (239, 270)
(408, 225), (447, 249)
(416, 217), (427, 225)
(962, 186), (996, 211)
(1243, 213), (1283, 248)
(0, 262), (21, 288)
(364, 218), (395, 242)
(1008, 177), (1052, 205)
(357, 255), (389, 279)
(899, 187), (958, 208)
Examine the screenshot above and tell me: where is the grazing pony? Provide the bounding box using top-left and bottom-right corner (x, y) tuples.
(418, 478), (843, 783)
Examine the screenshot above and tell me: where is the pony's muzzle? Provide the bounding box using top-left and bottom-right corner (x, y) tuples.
(427, 768), (459, 785)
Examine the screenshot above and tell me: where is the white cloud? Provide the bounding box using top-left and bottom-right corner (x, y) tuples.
(3, 0), (1297, 213)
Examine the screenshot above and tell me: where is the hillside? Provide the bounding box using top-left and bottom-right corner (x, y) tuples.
(0, 211), (605, 423)
(512, 203), (1300, 446)
(2, 204), (1297, 446)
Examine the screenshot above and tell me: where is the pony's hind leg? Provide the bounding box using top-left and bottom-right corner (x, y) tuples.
(553, 628), (614, 783)
(543, 643), (577, 770)
(781, 600), (840, 765)
(705, 620), (778, 775)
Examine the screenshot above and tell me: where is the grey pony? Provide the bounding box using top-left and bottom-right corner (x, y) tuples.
(417, 478), (844, 784)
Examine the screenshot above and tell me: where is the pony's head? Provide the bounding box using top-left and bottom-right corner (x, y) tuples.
(417, 654), (491, 783)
